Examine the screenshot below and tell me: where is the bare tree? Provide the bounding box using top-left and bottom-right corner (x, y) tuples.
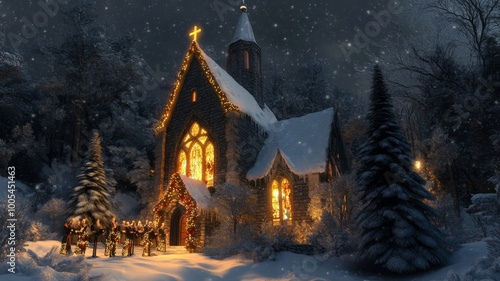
(429, 0), (500, 69)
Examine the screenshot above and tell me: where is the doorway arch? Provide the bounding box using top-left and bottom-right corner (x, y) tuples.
(170, 205), (187, 246)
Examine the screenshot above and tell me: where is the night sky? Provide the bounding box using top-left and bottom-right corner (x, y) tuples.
(0, 0), (409, 97)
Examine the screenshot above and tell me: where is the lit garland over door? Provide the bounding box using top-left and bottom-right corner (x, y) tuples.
(271, 178), (292, 225)
(177, 122), (215, 186)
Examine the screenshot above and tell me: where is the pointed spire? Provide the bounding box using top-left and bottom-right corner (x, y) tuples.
(230, 0), (256, 44)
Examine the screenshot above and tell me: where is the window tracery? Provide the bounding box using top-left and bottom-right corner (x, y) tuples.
(177, 122), (214, 186)
(271, 178), (292, 224)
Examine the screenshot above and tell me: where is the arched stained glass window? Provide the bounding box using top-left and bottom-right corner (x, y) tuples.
(206, 143), (214, 186)
(281, 179), (291, 222)
(272, 180), (280, 223)
(177, 122), (215, 186)
(271, 178), (292, 225)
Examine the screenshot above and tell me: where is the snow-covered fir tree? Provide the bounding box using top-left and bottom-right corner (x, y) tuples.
(355, 65), (450, 273)
(36, 0), (145, 168)
(67, 131), (114, 227)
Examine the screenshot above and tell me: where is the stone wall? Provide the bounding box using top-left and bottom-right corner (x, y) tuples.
(225, 112), (267, 187)
(162, 57), (228, 190)
(226, 40), (263, 108)
(252, 153), (315, 225)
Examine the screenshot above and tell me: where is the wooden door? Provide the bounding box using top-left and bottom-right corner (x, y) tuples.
(179, 214), (187, 246)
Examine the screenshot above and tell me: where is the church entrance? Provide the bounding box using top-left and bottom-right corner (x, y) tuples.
(170, 205), (186, 246)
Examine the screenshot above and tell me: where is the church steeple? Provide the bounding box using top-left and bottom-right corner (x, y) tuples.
(227, 1), (264, 108)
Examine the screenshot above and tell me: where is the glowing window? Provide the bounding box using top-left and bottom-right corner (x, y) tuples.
(178, 151), (187, 176)
(281, 179), (292, 221)
(191, 123), (200, 136)
(190, 143), (203, 181)
(271, 178), (292, 224)
(244, 50), (250, 70)
(272, 180), (280, 223)
(205, 143), (214, 186)
(176, 122), (215, 186)
(192, 89), (197, 102)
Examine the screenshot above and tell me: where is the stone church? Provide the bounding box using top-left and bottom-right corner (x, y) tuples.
(153, 4), (349, 252)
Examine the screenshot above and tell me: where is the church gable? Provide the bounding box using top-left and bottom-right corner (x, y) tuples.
(157, 44), (231, 188)
(154, 42), (276, 135)
(247, 108), (336, 180)
(155, 41), (278, 190)
(254, 151), (311, 225)
(154, 42), (238, 135)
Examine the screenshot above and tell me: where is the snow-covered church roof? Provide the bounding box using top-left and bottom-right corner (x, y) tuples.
(247, 108), (335, 179)
(154, 42), (276, 133)
(198, 47), (277, 130)
(154, 173), (212, 212)
(230, 9), (256, 44)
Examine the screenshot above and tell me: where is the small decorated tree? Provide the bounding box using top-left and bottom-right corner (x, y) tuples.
(355, 65), (449, 273)
(67, 131), (114, 228)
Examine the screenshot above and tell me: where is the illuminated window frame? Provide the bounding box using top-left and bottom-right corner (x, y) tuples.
(192, 88), (197, 102)
(177, 122), (215, 186)
(271, 178), (292, 225)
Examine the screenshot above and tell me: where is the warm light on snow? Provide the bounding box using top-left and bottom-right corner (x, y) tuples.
(0, 240), (490, 281)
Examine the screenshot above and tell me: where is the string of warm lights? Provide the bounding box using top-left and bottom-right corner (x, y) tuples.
(153, 173), (198, 252)
(154, 41), (239, 134)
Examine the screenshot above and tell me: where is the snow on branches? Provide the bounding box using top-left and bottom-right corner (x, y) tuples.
(67, 131), (115, 228)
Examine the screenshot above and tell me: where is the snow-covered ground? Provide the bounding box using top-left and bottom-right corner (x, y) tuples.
(0, 240), (488, 281)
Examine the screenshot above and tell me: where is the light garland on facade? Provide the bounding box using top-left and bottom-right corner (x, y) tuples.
(154, 41), (239, 134)
(153, 173), (198, 252)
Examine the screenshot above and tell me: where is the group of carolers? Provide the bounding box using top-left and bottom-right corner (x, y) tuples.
(60, 217), (168, 258)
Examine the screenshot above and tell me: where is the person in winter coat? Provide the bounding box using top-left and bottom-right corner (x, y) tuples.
(74, 218), (89, 256)
(106, 217), (119, 257)
(156, 223), (167, 252)
(91, 219), (105, 258)
(60, 218), (75, 255)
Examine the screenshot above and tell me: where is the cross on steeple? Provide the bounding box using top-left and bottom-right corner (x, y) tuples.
(189, 26), (202, 42)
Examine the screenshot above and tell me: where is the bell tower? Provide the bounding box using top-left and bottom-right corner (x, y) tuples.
(226, 2), (264, 108)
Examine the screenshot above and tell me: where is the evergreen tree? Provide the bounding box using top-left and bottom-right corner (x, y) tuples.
(355, 65), (449, 273)
(37, 0), (145, 166)
(68, 131), (114, 228)
(0, 37), (43, 181)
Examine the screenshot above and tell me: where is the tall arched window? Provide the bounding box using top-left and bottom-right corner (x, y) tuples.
(244, 49), (250, 70)
(271, 178), (292, 225)
(177, 122), (215, 186)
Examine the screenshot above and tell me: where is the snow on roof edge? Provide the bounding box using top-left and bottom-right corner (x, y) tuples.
(198, 46), (277, 130)
(179, 174), (211, 209)
(246, 108), (334, 180)
(246, 151), (278, 180)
